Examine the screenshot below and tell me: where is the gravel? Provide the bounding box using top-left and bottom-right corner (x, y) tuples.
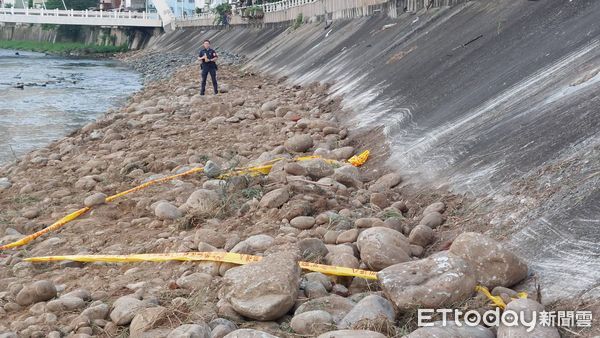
(120, 50), (244, 83)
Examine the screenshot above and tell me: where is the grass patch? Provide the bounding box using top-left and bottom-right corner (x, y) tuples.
(241, 187), (262, 199)
(0, 39), (128, 54)
(381, 208), (403, 219)
(11, 195), (40, 205)
(351, 316), (398, 336)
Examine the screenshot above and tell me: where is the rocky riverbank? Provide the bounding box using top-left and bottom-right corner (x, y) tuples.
(0, 53), (564, 337)
(118, 50), (245, 83)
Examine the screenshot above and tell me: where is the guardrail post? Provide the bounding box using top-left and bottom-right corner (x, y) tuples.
(100, 9), (102, 18)
(128, 10), (131, 18)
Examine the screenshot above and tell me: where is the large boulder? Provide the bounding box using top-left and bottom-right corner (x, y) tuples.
(290, 216), (316, 230)
(222, 252), (300, 321)
(497, 299), (560, 338)
(423, 202), (445, 215)
(110, 296), (145, 325)
(259, 187), (289, 209)
(129, 306), (168, 338)
(339, 295), (395, 329)
(204, 160), (222, 178)
(223, 330), (278, 338)
(230, 234), (275, 255)
(317, 330), (386, 338)
(299, 159), (334, 179)
(295, 295), (355, 324)
(290, 310), (334, 336)
(84, 192), (107, 207)
(369, 173), (402, 192)
(155, 202), (183, 220)
(419, 212), (444, 228)
(81, 303), (110, 320)
(167, 323), (211, 338)
(261, 100), (279, 112)
(406, 321), (494, 338)
(332, 165), (362, 188)
(285, 135), (314, 153)
(0, 177), (12, 192)
(194, 228), (226, 248)
(183, 189), (220, 214)
(176, 272), (213, 291)
(357, 227), (411, 270)
(15, 280), (57, 306)
(297, 238), (329, 262)
(408, 225), (434, 247)
(378, 252), (476, 311)
(449, 232), (528, 288)
(46, 296), (85, 312)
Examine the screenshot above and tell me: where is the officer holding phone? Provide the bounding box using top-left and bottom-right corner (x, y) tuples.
(198, 39), (219, 95)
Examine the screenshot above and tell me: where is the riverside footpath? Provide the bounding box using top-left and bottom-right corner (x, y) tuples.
(0, 53), (566, 337)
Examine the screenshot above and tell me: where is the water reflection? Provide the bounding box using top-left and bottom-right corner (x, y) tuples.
(0, 49), (142, 163)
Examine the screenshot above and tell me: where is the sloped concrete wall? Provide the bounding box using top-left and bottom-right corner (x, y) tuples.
(149, 0), (600, 303)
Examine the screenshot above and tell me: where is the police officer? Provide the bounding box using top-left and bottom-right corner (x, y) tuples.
(198, 39), (219, 95)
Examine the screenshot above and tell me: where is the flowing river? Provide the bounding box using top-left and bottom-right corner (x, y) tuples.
(0, 48), (142, 164)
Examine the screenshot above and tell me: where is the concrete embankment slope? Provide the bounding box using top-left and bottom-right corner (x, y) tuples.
(148, 0), (600, 303)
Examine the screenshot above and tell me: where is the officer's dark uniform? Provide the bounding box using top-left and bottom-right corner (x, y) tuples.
(198, 48), (218, 95)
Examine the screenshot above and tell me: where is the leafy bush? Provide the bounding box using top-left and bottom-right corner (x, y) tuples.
(212, 3), (231, 25)
(243, 4), (263, 19)
(293, 13), (303, 29)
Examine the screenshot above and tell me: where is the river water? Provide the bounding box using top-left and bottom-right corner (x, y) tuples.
(0, 49), (142, 164)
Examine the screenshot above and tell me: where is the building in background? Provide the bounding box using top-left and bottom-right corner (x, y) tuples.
(1, 0), (26, 8)
(165, 0), (196, 17)
(123, 0), (145, 11)
(99, 0), (122, 9)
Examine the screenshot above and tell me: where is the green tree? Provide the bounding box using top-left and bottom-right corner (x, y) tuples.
(212, 2), (231, 25)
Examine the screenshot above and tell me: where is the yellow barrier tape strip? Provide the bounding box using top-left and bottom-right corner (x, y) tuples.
(475, 285), (528, 310)
(0, 167), (204, 251)
(0, 207), (91, 250)
(1, 151), (370, 251)
(24, 251), (379, 280)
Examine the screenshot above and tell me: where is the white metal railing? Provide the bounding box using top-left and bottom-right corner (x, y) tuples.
(0, 7), (159, 20)
(259, 0), (317, 13)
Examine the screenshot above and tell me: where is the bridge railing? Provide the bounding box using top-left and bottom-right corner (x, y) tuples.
(0, 7), (159, 20)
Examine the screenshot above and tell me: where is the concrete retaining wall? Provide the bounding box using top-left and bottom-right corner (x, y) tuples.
(148, 0), (600, 303)
(176, 0), (469, 27)
(0, 23), (158, 49)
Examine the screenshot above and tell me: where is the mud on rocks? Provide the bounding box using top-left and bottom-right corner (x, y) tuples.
(0, 54), (550, 337)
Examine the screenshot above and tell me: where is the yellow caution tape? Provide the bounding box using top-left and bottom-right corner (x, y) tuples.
(24, 251), (379, 280)
(1, 151), (370, 251)
(0, 167), (204, 251)
(475, 285), (528, 310)
(0, 207), (91, 250)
